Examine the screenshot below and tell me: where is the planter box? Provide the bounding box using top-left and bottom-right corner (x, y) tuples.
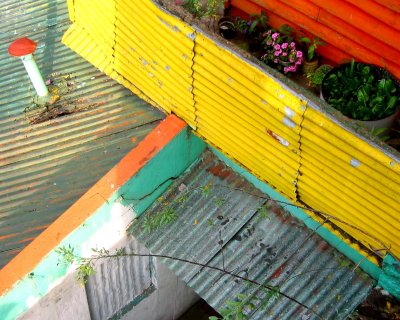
(63, 0), (400, 264)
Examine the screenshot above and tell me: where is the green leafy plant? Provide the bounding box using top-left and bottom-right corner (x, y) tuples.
(56, 246), (95, 284)
(322, 60), (400, 121)
(143, 207), (178, 233)
(297, 33), (325, 62)
(209, 285), (280, 320)
(206, 0), (225, 17)
(248, 11), (269, 35)
(233, 16), (249, 34)
(308, 64), (332, 87)
(369, 127), (390, 141)
(183, 0), (224, 18)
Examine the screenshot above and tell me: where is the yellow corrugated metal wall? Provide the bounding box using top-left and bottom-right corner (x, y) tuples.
(113, 0), (197, 127)
(63, 0), (400, 262)
(193, 34), (305, 200)
(300, 109), (400, 258)
(63, 0), (115, 74)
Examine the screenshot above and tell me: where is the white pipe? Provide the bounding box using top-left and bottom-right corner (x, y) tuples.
(21, 54), (48, 97)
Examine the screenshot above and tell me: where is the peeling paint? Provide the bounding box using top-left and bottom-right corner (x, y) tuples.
(283, 117), (296, 129)
(148, 73), (154, 78)
(284, 106), (295, 118)
(186, 32), (196, 40)
(182, 54), (188, 60)
(165, 65), (170, 71)
(266, 129), (289, 147)
(350, 158), (361, 168)
(158, 17), (181, 33)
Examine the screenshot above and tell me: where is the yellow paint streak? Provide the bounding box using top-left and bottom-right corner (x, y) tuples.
(67, 0), (75, 22)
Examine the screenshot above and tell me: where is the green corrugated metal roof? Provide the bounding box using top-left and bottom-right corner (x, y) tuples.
(0, 0), (164, 268)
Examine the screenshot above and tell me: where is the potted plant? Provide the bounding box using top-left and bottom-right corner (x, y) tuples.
(218, 17), (236, 39)
(233, 16), (249, 37)
(308, 64), (332, 89)
(261, 30), (303, 74)
(297, 33), (325, 76)
(321, 60), (400, 136)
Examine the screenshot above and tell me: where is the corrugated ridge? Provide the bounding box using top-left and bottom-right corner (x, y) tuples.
(85, 240), (153, 320)
(74, 0), (115, 59)
(130, 150), (266, 282)
(112, 0), (196, 127)
(0, 0), (69, 38)
(130, 150), (375, 320)
(193, 33), (304, 200)
(62, 23), (113, 74)
(298, 109), (400, 258)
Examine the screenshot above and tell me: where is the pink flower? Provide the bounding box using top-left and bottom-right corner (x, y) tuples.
(274, 44), (281, 50)
(266, 40), (272, 46)
(274, 58), (278, 63)
(281, 43), (288, 49)
(274, 51), (281, 56)
(284, 67), (289, 73)
(282, 52), (287, 56)
(289, 57), (294, 63)
(296, 51), (303, 58)
(272, 32), (279, 41)
(290, 42), (296, 48)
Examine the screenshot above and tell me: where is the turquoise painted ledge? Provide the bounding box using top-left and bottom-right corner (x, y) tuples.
(379, 255), (400, 300)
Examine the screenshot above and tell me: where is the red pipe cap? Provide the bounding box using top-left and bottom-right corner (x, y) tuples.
(8, 37), (37, 57)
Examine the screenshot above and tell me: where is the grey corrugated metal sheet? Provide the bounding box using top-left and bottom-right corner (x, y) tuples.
(0, 0), (164, 268)
(86, 240), (155, 320)
(129, 150), (375, 319)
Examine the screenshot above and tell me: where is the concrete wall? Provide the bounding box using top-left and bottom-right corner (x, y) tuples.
(18, 235), (199, 320)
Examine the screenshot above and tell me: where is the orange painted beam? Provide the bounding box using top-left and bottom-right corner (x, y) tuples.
(0, 114), (186, 296)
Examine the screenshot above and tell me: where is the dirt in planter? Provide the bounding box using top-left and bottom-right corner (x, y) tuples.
(350, 287), (400, 319)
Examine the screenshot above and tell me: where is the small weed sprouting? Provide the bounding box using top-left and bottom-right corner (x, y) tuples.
(143, 207), (178, 233)
(56, 245), (76, 266)
(258, 206), (270, 220)
(201, 184), (211, 196)
(176, 194), (189, 204)
(210, 284), (280, 320)
(207, 218), (215, 227)
(56, 246), (95, 284)
(214, 197), (225, 206)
